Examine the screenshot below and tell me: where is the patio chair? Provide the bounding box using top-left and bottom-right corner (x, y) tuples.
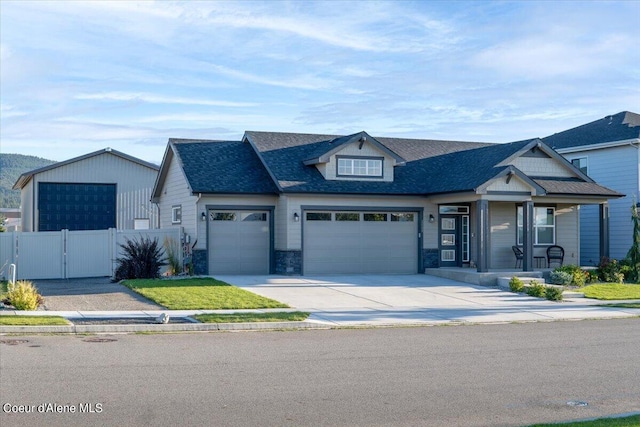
(546, 245), (564, 268)
(512, 246), (523, 268)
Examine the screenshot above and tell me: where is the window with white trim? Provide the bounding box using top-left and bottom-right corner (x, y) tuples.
(517, 206), (555, 245)
(337, 157), (383, 177)
(171, 205), (182, 224)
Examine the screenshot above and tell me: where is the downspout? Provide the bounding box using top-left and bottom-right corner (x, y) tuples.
(195, 193), (202, 242)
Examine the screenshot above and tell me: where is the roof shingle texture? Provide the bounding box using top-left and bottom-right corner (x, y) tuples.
(172, 139), (278, 194)
(543, 111), (640, 149)
(245, 131), (533, 194)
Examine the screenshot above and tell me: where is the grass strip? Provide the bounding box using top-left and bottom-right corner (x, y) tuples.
(580, 283), (640, 300)
(528, 414), (640, 427)
(193, 312), (310, 323)
(0, 315), (69, 326)
(124, 278), (289, 310)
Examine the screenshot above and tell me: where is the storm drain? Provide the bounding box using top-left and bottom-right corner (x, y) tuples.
(0, 339), (29, 346)
(83, 337), (118, 343)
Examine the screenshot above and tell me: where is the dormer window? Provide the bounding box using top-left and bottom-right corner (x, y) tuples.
(337, 156), (383, 177)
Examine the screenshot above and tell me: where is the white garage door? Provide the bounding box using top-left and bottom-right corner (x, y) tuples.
(303, 211), (418, 274)
(208, 210), (270, 274)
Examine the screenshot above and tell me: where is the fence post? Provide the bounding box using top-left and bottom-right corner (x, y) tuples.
(62, 229), (68, 279)
(110, 228), (118, 279)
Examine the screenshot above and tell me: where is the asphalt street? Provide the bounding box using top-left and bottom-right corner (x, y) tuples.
(1, 319), (639, 427)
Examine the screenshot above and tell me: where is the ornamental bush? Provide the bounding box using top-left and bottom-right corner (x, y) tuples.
(6, 280), (43, 310)
(549, 271), (573, 286)
(544, 286), (564, 301)
(525, 281), (546, 298)
(114, 236), (167, 281)
(509, 276), (524, 292)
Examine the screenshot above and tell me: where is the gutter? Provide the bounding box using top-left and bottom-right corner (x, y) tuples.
(555, 138), (639, 154)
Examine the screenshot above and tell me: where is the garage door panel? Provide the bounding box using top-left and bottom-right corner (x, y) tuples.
(208, 210), (270, 275)
(304, 211), (418, 275)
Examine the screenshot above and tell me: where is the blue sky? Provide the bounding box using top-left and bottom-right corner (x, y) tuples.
(1, 0), (639, 164)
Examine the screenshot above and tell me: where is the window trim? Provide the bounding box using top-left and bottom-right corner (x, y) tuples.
(517, 206), (556, 246)
(336, 156), (384, 178)
(171, 205), (182, 224)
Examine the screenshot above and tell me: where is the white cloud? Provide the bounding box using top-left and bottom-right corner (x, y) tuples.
(74, 92), (258, 107)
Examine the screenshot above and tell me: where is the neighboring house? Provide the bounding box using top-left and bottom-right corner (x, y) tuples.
(152, 131), (622, 276)
(14, 148), (159, 231)
(544, 111), (640, 265)
(0, 208), (21, 231)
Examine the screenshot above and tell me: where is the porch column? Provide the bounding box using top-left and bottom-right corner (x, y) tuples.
(599, 203), (610, 261)
(476, 199), (490, 272)
(522, 201), (534, 272)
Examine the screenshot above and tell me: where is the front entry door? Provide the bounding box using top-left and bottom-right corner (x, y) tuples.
(439, 215), (461, 267)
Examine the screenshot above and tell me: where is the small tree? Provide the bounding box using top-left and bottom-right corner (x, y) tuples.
(627, 202), (640, 283)
(0, 215), (6, 232)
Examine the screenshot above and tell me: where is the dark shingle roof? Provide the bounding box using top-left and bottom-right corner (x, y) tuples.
(244, 131), (534, 194)
(171, 139), (278, 194)
(533, 179), (622, 197)
(543, 111), (640, 150)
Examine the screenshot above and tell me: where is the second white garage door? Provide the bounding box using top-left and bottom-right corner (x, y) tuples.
(303, 211), (419, 274)
(208, 210), (270, 274)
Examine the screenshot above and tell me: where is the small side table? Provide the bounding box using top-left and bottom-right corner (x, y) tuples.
(534, 256), (546, 268)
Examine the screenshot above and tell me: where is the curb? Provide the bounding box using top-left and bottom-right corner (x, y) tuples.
(0, 321), (320, 334)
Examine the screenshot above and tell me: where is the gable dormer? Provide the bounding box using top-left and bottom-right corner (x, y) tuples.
(498, 139), (589, 180)
(303, 131), (405, 182)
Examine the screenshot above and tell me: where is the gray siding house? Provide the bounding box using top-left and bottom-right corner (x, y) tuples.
(544, 111), (640, 265)
(152, 131), (622, 276)
(14, 148), (160, 231)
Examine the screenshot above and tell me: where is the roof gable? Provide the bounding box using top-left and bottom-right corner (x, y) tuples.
(13, 148), (159, 190)
(302, 131), (406, 166)
(152, 139), (278, 199)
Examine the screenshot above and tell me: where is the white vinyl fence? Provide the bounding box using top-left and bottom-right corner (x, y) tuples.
(0, 228), (181, 280)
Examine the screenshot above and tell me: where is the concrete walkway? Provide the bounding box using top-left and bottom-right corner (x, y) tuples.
(1, 275), (639, 333)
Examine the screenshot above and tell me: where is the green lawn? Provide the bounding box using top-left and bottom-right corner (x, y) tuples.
(528, 414), (640, 427)
(124, 278), (289, 310)
(194, 311), (309, 323)
(0, 315), (69, 326)
(578, 283), (640, 300)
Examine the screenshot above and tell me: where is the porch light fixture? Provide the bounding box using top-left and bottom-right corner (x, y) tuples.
(293, 212), (300, 222)
(201, 212), (207, 221)
(429, 214), (435, 223)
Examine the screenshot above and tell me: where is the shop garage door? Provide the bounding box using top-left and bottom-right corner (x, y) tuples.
(208, 210), (270, 274)
(38, 183), (116, 231)
(303, 211), (418, 274)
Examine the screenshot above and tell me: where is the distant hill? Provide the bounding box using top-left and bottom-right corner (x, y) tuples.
(0, 153), (56, 208)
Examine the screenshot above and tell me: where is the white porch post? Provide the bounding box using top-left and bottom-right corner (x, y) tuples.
(522, 201), (534, 272)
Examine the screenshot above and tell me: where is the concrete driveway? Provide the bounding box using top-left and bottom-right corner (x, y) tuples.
(217, 274), (640, 326)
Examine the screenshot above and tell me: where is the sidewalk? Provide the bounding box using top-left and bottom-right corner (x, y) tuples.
(1, 297), (640, 334)
(1, 275), (639, 334)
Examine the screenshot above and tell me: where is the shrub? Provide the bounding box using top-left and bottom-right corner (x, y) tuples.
(597, 257), (625, 283)
(6, 280), (43, 310)
(114, 236), (167, 281)
(554, 265), (587, 287)
(164, 236), (181, 276)
(526, 280), (546, 298)
(545, 286), (564, 301)
(509, 276), (524, 292)
(549, 271), (573, 286)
